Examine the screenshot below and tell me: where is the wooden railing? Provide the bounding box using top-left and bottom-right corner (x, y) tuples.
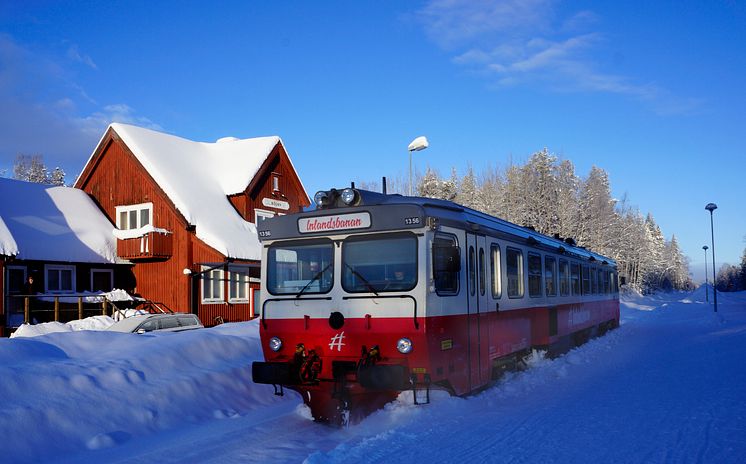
(117, 231), (173, 260)
(8, 294), (120, 326)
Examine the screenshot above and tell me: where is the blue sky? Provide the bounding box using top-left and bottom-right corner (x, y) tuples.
(1, 0), (744, 277)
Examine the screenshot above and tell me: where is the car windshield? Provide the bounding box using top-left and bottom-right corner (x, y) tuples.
(267, 240), (334, 295)
(342, 233), (417, 293)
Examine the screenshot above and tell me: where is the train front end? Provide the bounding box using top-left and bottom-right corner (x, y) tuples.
(251, 188), (437, 424)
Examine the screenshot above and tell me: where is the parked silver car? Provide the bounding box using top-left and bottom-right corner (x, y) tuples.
(108, 313), (204, 334)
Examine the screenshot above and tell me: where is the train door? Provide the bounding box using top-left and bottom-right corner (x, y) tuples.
(466, 233), (491, 389)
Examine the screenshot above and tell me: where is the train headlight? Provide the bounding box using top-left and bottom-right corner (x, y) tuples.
(268, 336), (283, 352)
(340, 188), (358, 206)
(396, 338), (413, 354)
(314, 191), (331, 208)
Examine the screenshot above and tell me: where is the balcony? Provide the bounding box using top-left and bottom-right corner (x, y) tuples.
(117, 231), (173, 261)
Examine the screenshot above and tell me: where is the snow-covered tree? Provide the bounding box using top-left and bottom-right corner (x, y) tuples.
(13, 154), (65, 186)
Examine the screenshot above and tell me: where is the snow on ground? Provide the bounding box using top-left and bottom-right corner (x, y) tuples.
(2, 288), (745, 463)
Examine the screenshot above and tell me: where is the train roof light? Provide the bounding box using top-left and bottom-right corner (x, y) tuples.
(314, 191), (331, 208)
(340, 188), (359, 206)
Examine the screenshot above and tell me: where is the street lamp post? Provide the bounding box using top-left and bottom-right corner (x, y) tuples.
(705, 203), (718, 312)
(702, 245), (709, 303)
(407, 136), (429, 196)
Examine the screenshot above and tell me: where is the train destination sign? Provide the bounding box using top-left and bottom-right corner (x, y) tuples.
(298, 212), (371, 233)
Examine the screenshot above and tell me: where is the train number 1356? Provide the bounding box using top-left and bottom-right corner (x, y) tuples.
(404, 217), (421, 225)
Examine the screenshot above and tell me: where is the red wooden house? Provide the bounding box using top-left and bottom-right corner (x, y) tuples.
(74, 123), (309, 325)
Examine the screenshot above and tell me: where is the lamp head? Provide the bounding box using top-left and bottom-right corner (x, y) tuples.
(408, 136), (429, 152)
(705, 203), (718, 212)
(703, 245), (708, 251)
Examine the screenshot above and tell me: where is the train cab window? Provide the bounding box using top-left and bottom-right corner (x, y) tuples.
(433, 234), (460, 296)
(545, 256), (557, 297)
(570, 262), (581, 295)
(479, 248), (486, 296)
(468, 246), (476, 296)
(490, 244), (502, 299)
(582, 265), (591, 294)
(342, 233), (417, 293)
(527, 253), (543, 298)
(267, 239), (334, 295)
(506, 247), (524, 298)
(559, 259), (570, 296)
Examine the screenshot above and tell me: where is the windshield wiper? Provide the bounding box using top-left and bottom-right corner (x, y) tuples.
(296, 263), (332, 298)
(344, 263), (379, 297)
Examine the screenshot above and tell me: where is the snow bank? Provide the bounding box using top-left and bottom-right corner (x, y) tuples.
(2, 289), (746, 463)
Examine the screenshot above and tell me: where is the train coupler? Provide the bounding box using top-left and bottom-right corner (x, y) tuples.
(411, 373), (431, 405)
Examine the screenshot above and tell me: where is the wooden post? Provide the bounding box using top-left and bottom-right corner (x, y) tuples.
(54, 297), (60, 322)
(24, 297), (30, 324)
(102, 299), (108, 316)
(78, 297), (83, 320)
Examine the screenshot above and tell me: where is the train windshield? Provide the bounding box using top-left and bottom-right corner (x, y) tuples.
(267, 239), (334, 295)
(342, 233), (417, 293)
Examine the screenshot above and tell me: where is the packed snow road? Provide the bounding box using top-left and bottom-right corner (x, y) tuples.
(4, 288), (746, 463)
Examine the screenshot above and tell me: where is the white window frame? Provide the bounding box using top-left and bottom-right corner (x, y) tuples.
(90, 268), (114, 292)
(201, 266), (224, 304)
(228, 266), (251, 303)
(272, 174), (280, 192)
(254, 208), (275, 225)
(115, 202), (153, 230)
(44, 264), (76, 294)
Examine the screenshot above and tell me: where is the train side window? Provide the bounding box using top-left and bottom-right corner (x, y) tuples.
(490, 244), (502, 299)
(433, 234), (460, 296)
(582, 265), (591, 295)
(611, 272), (618, 293)
(545, 256), (557, 297)
(479, 247), (486, 296)
(559, 259), (570, 296)
(591, 267), (598, 294)
(604, 270), (610, 294)
(527, 252), (542, 298)
(468, 246), (476, 296)
(506, 247), (524, 298)
(596, 268), (603, 294)
(570, 262), (581, 295)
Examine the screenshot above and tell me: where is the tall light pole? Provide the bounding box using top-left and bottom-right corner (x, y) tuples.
(705, 203), (718, 312)
(407, 136), (429, 196)
(702, 245), (709, 303)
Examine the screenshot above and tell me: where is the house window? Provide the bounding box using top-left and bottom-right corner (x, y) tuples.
(255, 208), (275, 225)
(201, 266), (224, 303)
(252, 288), (260, 318)
(116, 202), (153, 230)
(272, 173), (281, 192)
(6, 266), (26, 294)
(90, 269), (114, 292)
(228, 266), (251, 303)
(45, 265), (76, 293)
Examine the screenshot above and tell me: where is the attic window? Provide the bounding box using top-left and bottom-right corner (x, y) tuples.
(116, 203), (153, 230)
(272, 173), (281, 192)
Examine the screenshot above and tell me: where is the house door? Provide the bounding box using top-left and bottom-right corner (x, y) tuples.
(465, 233), (490, 390)
(5, 266), (27, 327)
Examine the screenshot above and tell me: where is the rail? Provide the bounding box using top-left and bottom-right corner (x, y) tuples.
(7, 294), (125, 326)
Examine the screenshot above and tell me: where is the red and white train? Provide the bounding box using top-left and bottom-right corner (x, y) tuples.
(253, 187), (619, 424)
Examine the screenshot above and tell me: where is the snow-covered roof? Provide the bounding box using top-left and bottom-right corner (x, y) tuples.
(80, 123), (300, 260)
(0, 177), (117, 263)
